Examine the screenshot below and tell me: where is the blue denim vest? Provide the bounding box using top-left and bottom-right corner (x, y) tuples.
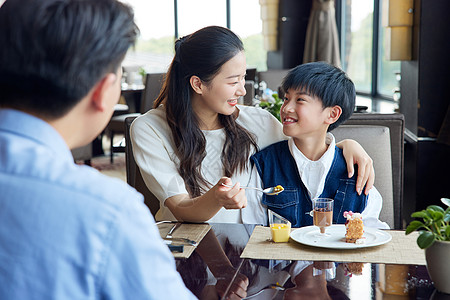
(251, 140), (367, 227)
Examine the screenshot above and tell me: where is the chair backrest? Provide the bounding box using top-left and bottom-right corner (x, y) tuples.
(343, 113), (405, 229)
(241, 80), (255, 106)
(257, 69), (290, 93)
(124, 116), (160, 216)
(333, 125), (394, 228)
(246, 68), (257, 82)
(140, 73), (165, 113)
(71, 144), (92, 162)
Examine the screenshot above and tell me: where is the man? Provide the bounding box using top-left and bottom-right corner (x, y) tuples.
(0, 0), (195, 299)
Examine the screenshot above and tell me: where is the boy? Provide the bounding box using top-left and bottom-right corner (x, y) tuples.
(246, 62), (388, 229)
(0, 0), (195, 299)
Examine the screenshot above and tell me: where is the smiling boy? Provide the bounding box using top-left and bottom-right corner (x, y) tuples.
(247, 62), (389, 229)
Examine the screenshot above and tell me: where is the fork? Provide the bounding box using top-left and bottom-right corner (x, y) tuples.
(165, 222), (181, 239)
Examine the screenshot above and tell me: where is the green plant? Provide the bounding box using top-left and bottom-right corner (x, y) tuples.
(258, 93), (283, 122)
(138, 67), (146, 79)
(405, 198), (450, 249)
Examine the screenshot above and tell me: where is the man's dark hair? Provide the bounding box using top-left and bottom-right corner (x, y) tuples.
(0, 0), (139, 119)
(281, 62), (356, 131)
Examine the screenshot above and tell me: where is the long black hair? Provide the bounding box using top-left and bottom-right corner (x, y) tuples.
(154, 26), (258, 197)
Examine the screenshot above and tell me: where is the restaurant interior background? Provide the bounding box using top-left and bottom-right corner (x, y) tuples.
(113, 0), (449, 228)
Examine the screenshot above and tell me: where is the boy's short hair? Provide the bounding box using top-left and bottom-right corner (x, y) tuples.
(281, 62), (356, 131)
(0, 0), (139, 120)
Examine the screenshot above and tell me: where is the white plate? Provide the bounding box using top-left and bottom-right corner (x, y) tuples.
(290, 225), (392, 249)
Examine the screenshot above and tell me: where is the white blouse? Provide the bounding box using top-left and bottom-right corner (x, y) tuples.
(130, 104), (286, 223)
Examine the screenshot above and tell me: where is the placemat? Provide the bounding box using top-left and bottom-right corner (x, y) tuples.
(241, 226), (426, 265)
(158, 223), (211, 259)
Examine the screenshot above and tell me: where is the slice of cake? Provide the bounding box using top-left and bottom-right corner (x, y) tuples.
(343, 262), (364, 277)
(344, 211), (364, 243)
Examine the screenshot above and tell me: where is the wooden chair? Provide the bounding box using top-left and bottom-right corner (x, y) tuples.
(124, 116), (160, 216)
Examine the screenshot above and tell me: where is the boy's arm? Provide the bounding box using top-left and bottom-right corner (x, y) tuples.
(361, 187), (390, 229)
(336, 139), (375, 195)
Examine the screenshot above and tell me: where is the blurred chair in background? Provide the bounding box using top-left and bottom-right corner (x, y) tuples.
(257, 69), (290, 95)
(71, 144), (93, 165)
(124, 116), (160, 216)
(246, 68), (257, 82)
(241, 80), (255, 106)
(106, 72), (165, 163)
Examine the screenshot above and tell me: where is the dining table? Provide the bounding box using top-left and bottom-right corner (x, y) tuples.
(158, 222), (449, 300)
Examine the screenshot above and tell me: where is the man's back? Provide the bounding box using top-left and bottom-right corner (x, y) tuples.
(0, 109), (195, 299)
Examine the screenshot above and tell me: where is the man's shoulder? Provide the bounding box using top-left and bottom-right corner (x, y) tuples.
(66, 165), (143, 206)
(19, 156), (144, 211)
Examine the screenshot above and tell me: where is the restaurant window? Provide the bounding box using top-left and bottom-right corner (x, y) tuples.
(338, 0), (400, 107)
(121, 0), (267, 74)
(121, 0), (175, 73)
(177, 0), (227, 37)
(230, 0), (267, 71)
(341, 0), (374, 94)
(378, 21), (401, 97)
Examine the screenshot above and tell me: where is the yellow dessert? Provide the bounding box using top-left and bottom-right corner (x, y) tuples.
(273, 185), (284, 193)
(270, 223), (291, 242)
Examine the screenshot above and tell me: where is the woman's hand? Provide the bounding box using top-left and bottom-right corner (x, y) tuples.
(337, 139), (375, 195)
(216, 272), (249, 299)
(215, 177), (247, 209)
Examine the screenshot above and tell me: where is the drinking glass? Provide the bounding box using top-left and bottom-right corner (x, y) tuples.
(268, 210), (291, 243)
(312, 198), (334, 236)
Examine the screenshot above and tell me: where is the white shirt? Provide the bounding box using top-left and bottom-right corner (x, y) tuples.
(130, 105), (286, 223)
(247, 133), (389, 229)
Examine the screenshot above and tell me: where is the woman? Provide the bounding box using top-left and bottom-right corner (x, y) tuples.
(130, 26), (374, 223)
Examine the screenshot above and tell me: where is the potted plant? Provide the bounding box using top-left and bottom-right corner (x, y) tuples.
(138, 67), (147, 85)
(258, 92), (283, 122)
(405, 197), (450, 294)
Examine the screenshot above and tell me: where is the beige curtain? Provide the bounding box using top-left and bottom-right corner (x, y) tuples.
(303, 0), (341, 67)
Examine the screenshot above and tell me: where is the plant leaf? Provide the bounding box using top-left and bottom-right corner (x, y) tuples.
(417, 231), (436, 249)
(441, 198), (450, 207)
(411, 211), (428, 219)
(424, 209), (434, 220)
(445, 225), (450, 240)
(405, 220), (425, 234)
(430, 211), (444, 222)
(444, 212), (450, 223)
(428, 205), (445, 213)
